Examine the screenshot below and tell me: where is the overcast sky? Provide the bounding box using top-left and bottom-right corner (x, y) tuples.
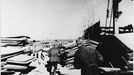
(1, 0), (134, 41)
(1, 0), (89, 40)
(1, 0), (109, 39)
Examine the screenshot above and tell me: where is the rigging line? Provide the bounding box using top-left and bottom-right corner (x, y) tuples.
(109, 9), (113, 35)
(108, 0), (113, 35)
(109, 61), (115, 69)
(105, 0), (110, 35)
(121, 56), (129, 65)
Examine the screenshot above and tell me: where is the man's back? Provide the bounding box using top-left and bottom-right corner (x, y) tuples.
(74, 45), (103, 68)
(81, 46), (98, 65)
(74, 37), (103, 75)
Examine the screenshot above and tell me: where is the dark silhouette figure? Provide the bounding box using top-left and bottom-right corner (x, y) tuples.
(74, 37), (103, 75)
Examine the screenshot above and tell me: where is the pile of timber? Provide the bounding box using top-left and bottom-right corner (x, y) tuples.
(62, 40), (99, 69)
(1, 46), (32, 61)
(2, 54), (36, 75)
(1, 36), (30, 47)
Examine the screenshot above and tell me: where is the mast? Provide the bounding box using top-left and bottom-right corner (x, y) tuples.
(112, 0), (115, 34)
(112, 0), (122, 34)
(104, 0), (113, 35)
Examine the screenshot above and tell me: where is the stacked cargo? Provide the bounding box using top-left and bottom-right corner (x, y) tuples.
(1, 36), (30, 47)
(1, 46), (33, 61)
(2, 54), (36, 75)
(61, 40), (99, 69)
(0, 36), (34, 75)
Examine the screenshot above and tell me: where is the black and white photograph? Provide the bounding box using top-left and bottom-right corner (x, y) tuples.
(1, 0), (133, 75)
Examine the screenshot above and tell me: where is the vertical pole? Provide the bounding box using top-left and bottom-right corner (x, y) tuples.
(112, 0), (115, 34)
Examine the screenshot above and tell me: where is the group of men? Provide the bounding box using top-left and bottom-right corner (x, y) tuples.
(34, 37), (103, 75)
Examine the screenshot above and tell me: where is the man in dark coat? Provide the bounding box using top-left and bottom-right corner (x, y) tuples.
(74, 37), (103, 75)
